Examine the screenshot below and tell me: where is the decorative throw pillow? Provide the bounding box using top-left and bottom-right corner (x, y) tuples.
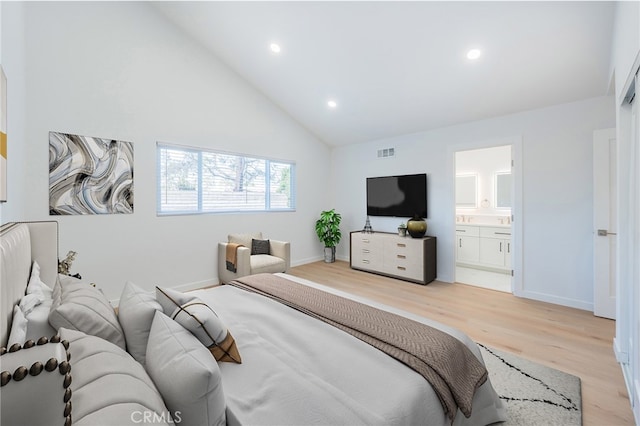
(0, 337), (71, 426)
(18, 293), (42, 316)
(118, 281), (163, 366)
(59, 328), (172, 425)
(26, 261), (53, 302)
(7, 306), (27, 346)
(49, 282), (126, 350)
(156, 287), (241, 364)
(52, 274), (85, 307)
(146, 312), (226, 426)
(251, 239), (271, 255)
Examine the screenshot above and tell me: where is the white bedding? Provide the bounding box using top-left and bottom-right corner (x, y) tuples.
(191, 273), (506, 426)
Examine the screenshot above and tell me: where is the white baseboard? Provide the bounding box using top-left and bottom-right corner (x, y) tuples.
(635, 379), (640, 426)
(291, 256), (324, 266)
(613, 337), (629, 364)
(515, 289), (593, 311)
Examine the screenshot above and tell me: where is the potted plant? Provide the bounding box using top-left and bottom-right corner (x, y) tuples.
(398, 222), (407, 237)
(315, 209), (342, 263)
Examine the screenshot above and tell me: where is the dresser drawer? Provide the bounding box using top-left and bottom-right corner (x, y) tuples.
(383, 257), (423, 281)
(351, 234), (383, 271)
(351, 248), (383, 271)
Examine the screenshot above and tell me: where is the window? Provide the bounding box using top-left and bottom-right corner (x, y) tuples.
(157, 143), (295, 215)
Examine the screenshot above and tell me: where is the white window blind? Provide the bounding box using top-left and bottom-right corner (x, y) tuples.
(157, 143), (295, 215)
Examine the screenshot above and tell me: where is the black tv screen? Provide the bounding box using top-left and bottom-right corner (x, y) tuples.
(367, 173), (427, 218)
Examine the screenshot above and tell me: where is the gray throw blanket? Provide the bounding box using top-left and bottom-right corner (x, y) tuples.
(229, 273), (487, 423)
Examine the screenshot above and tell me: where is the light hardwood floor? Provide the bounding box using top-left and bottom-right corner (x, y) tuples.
(288, 260), (635, 426)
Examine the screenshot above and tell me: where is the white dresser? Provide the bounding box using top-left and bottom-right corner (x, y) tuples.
(350, 231), (437, 285)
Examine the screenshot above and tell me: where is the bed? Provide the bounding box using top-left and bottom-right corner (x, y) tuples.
(0, 221), (507, 426)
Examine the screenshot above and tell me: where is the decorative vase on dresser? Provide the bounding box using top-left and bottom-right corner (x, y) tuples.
(407, 216), (427, 238)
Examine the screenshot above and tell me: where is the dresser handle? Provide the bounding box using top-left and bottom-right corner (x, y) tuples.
(362, 239), (370, 243)
(362, 249), (370, 254)
(397, 266), (406, 271)
(362, 260), (370, 264)
(495, 232), (511, 236)
(397, 254), (406, 259)
(397, 243), (406, 247)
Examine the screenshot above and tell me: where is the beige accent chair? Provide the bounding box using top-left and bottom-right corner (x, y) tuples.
(218, 232), (290, 284)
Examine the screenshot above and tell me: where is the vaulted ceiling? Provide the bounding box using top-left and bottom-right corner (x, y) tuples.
(154, 1), (615, 146)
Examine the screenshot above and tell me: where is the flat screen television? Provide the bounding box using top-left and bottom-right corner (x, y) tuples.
(367, 173), (427, 218)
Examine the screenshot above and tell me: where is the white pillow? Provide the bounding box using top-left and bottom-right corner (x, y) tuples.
(59, 328), (173, 426)
(24, 302), (57, 343)
(7, 306), (27, 347)
(146, 312), (226, 426)
(118, 281), (162, 365)
(156, 287), (241, 363)
(26, 261), (53, 302)
(18, 293), (42, 316)
(49, 282), (126, 350)
(0, 338), (70, 426)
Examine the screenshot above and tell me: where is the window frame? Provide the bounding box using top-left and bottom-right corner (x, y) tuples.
(156, 142), (296, 216)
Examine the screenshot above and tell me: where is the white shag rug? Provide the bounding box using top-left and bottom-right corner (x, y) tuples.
(479, 344), (582, 426)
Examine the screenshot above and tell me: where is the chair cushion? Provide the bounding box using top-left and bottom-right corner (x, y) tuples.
(228, 232), (262, 249)
(250, 255), (286, 274)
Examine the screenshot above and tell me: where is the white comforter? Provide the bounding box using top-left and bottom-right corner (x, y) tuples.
(191, 273), (506, 426)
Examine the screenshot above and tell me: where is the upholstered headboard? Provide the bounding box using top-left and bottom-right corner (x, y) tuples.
(0, 221), (58, 347)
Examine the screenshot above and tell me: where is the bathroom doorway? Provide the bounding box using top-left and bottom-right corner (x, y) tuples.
(455, 145), (513, 292)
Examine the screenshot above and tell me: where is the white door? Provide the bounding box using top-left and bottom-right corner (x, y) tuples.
(593, 128), (617, 319)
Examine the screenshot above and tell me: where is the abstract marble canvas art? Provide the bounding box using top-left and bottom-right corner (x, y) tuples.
(49, 131), (134, 215)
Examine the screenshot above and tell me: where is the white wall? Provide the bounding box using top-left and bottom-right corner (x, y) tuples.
(1, 2), (331, 300)
(0, 2), (28, 224)
(332, 96), (615, 310)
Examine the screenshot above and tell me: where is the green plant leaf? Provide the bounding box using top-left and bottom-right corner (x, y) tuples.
(315, 209), (342, 247)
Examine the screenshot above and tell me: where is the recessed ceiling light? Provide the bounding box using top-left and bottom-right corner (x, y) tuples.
(327, 100), (338, 109)
(466, 49), (482, 60)
(270, 43), (281, 54)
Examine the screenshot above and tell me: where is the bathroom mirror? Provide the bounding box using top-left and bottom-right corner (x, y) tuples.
(495, 172), (512, 208)
(456, 174), (477, 208)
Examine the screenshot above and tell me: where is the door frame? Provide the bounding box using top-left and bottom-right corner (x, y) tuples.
(449, 136), (523, 296)
(593, 128), (617, 319)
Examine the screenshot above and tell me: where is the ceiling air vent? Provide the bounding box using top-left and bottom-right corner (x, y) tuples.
(377, 147), (395, 158)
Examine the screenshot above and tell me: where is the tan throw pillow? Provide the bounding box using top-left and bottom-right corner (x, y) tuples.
(155, 287), (241, 364)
